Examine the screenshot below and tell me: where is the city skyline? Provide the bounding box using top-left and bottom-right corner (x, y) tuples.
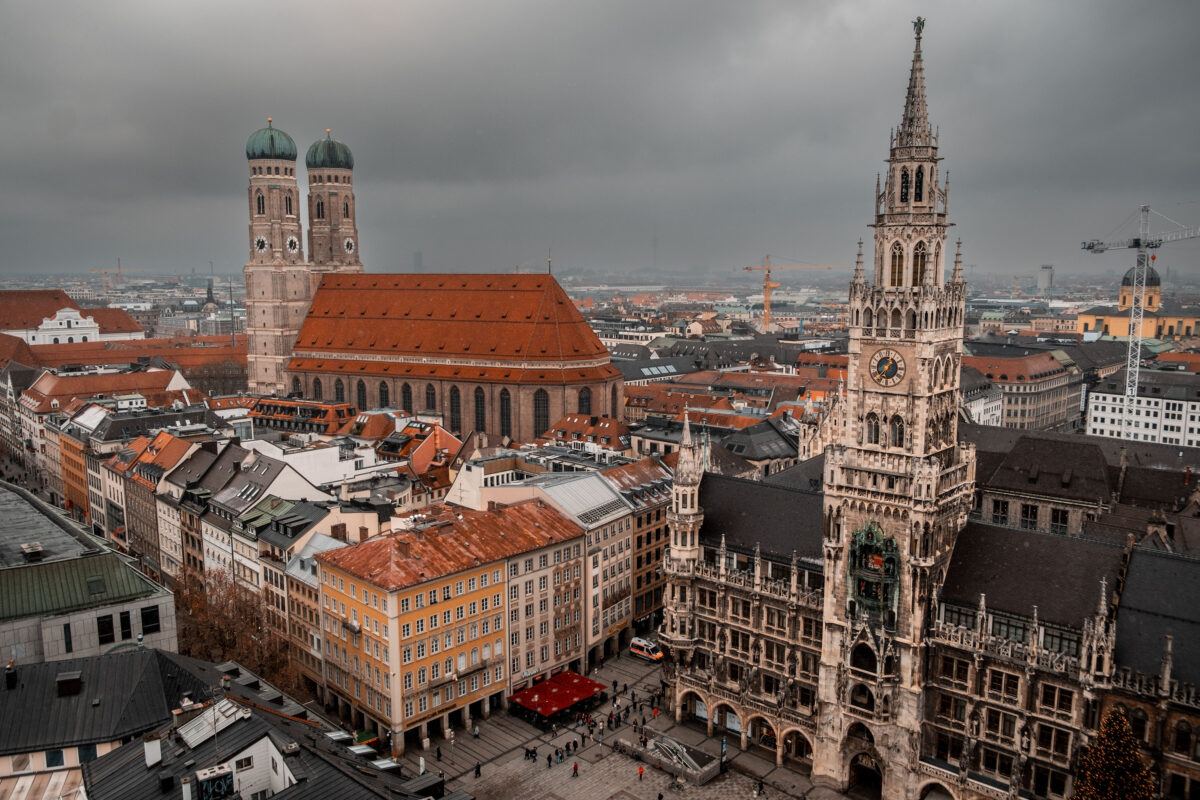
(2, 1), (1199, 278)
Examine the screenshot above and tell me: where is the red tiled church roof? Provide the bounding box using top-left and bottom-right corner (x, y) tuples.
(87, 307), (143, 334)
(0, 290), (79, 330)
(291, 274), (611, 367)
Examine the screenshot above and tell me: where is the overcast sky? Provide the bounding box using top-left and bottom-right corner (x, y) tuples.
(3, 0), (1199, 283)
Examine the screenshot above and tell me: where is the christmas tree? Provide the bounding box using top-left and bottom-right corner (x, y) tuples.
(1071, 707), (1156, 800)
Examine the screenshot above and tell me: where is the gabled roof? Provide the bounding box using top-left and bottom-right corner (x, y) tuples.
(86, 307), (142, 334)
(699, 473), (823, 562)
(292, 273), (612, 367)
(1116, 548), (1200, 685)
(20, 369), (196, 414)
(0, 649), (210, 755)
(0, 550), (167, 622)
(0, 289), (78, 331)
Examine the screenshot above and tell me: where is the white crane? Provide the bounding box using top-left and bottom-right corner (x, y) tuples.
(1082, 205), (1200, 435)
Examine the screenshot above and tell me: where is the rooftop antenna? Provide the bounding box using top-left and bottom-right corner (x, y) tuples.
(547, 248), (552, 275)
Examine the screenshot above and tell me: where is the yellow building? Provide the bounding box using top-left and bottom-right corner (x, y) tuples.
(1078, 266), (1200, 340)
(316, 499), (582, 756)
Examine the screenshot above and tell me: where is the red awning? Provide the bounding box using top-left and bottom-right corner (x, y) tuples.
(508, 671), (607, 718)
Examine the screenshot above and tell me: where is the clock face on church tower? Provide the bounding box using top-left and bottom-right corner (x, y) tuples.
(869, 348), (906, 387)
(254, 236), (269, 253)
(343, 237), (356, 254)
(286, 236), (300, 254)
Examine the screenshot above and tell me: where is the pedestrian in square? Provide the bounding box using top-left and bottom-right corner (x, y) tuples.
(474, 762), (482, 778)
(547, 753), (552, 768)
(436, 746), (442, 761)
(757, 778), (766, 797)
(653, 707), (659, 720)
(572, 762), (579, 778)
(638, 765), (644, 781)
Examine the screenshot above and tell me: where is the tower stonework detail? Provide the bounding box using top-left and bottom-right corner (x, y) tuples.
(813, 20), (975, 796)
(244, 122), (365, 395)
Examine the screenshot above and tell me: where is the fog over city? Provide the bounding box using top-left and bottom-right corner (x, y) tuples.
(2, 0), (1199, 278)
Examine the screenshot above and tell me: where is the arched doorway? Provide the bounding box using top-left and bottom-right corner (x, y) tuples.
(745, 715), (776, 756)
(781, 729), (813, 773)
(710, 703), (741, 735)
(848, 752), (883, 799)
(920, 782), (956, 800)
(678, 690), (708, 726)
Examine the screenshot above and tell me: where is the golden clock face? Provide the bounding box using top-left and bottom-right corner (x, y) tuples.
(870, 349), (905, 387)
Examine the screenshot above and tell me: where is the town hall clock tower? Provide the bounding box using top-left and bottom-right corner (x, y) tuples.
(813, 19), (976, 796)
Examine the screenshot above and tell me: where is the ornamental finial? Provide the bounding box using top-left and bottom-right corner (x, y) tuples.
(913, 16), (925, 38)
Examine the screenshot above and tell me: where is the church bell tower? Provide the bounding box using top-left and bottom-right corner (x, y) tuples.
(813, 19), (976, 796)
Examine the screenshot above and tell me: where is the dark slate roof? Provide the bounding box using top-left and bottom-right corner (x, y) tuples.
(764, 453), (825, 492)
(0, 550), (167, 622)
(614, 356), (700, 381)
(723, 416), (799, 461)
(941, 521), (1125, 629)
(981, 436), (1113, 504)
(1115, 548), (1200, 686)
(962, 421), (1200, 475)
(256, 501), (328, 550)
(162, 442), (220, 489)
(700, 473), (823, 562)
(89, 406), (227, 443)
(0, 649), (209, 754)
(0, 482), (94, 567)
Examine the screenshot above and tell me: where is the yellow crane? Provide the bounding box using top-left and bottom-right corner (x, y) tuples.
(89, 269), (109, 294)
(743, 256), (850, 332)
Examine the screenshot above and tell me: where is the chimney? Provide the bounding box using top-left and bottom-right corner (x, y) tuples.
(395, 539), (411, 557)
(143, 731), (164, 768)
(4, 661), (16, 690)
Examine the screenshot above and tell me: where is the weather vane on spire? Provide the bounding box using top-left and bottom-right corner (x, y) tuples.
(913, 16), (925, 37)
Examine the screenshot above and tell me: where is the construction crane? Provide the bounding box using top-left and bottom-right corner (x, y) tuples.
(1082, 204), (1200, 423)
(743, 256), (849, 332)
(89, 269), (109, 294)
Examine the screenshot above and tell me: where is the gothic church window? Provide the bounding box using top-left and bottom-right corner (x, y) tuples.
(425, 384), (437, 410)
(865, 413), (880, 445)
(285, 195), (293, 216)
(533, 389), (550, 437)
(256, 194), (265, 215)
(890, 242), (904, 286)
(316, 199), (325, 220)
(912, 241), (928, 285)
(915, 165), (924, 202)
(474, 388), (486, 432)
(334, 379), (345, 403)
(900, 167), (909, 202)
(578, 387), (591, 415)
(344, 200), (350, 218)
(500, 389), (512, 439)
(292, 377), (301, 396)
(401, 383), (412, 413)
(450, 387), (462, 432)
(379, 381), (389, 408)
(890, 416), (904, 447)
(356, 380), (367, 410)
(313, 378), (323, 401)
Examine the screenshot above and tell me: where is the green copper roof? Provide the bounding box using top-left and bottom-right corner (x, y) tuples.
(246, 119), (297, 161)
(306, 130), (354, 170)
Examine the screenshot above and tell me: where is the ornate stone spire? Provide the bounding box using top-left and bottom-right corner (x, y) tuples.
(853, 239), (865, 284)
(952, 239), (964, 284)
(898, 17), (932, 147)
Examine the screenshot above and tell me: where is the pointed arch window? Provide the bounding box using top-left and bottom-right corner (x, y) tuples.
(334, 379), (345, 403)
(291, 377), (301, 396)
(356, 379), (367, 410)
(315, 199), (325, 220)
(401, 383), (413, 413)
(890, 416), (905, 447)
(890, 242), (904, 286)
(533, 389), (550, 437)
(343, 200), (350, 218)
(914, 166), (924, 202)
(499, 389), (512, 439)
(611, 385), (618, 417)
(474, 387), (486, 432)
(255, 194), (265, 216)
(285, 195), (293, 216)
(379, 381), (389, 408)
(865, 413), (880, 445)
(900, 168), (910, 203)
(425, 384), (437, 411)
(312, 378), (323, 401)
(578, 387), (592, 415)
(912, 241), (928, 285)
(449, 387), (462, 432)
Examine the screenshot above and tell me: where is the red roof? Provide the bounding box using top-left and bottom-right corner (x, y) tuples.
(86, 307), (143, 334)
(0, 290), (78, 330)
(0, 333), (36, 366)
(19, 369), (201, 413)
(31, 335), (245, 370)
(508, 671), (607, 717)
(291, 274), (611, 367)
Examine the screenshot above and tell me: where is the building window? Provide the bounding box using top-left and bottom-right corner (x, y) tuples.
(78, 743), (98, 763)
(401, 383), (413, 413)
(344, 200), (350, 218)
(97, 614), (115, 645)
(312, 378), (323, 401)
(533, 389), (550, 436)
(500, 389), (512, 439)
(912, 241), (927, 285)
(292, 377), (302, 396)
(120, 611), (132, 640)
(578, 387), (591, 415)
(474, 387), (486, 432)
(316, 199), (325, 220)
(62, 623), (72, 654)
(285, 195), (293, 216)
(914, 165), (924, 202)
(425, 384), (437, 411)
(356, 380), (367, 410)
(890, 242), (904, 286)
(45, 750), (64, 768)
(450, 387), (461, 432)
(1050, 508), (1069, 535)
(1020, 503), (1038, 530)
(900, 167), (910, 203)
(141, 605), (161, 635)
(889, 415), (904, 447)
(611, 385), (618, 417)
(335, 379), (345, 403)
(379, 381), (389, 408)
(865, 413), (880, 445)
(991, 499), (1009, 526)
